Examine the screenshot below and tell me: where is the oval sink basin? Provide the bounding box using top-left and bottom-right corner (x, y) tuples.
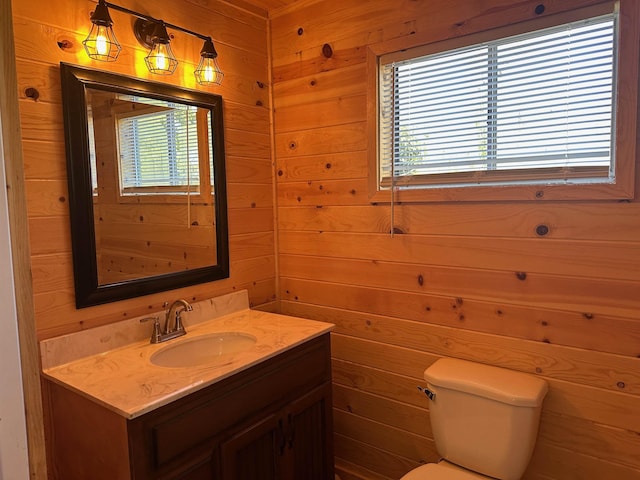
(150, 332), (257, 368)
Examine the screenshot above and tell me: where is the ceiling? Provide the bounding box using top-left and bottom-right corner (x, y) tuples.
(241, 0), (302, 14)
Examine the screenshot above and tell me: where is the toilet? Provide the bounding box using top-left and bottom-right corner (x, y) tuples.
(402, 358), (548, 480)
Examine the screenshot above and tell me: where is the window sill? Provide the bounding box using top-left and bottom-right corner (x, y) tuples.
(369, 181), (634, 204)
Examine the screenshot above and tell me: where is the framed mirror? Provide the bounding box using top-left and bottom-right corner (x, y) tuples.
(60, 63), (229, 308)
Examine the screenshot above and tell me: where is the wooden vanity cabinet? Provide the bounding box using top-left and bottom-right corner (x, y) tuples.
(45, 334), (334, 480)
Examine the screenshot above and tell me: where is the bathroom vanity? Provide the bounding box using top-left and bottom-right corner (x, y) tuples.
(40, 292), (334, 479)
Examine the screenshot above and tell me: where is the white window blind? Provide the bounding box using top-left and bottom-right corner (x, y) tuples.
(379, 14), (617, 189)
(118, 99), (200, 193)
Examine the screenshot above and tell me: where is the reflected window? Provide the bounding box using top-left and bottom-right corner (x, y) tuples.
(85, 90), (217, 205)
(114, 96), (214, 196)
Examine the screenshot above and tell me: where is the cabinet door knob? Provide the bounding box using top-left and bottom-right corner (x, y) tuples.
(278, 418), (286, 455)
(287, 413), (295, 449)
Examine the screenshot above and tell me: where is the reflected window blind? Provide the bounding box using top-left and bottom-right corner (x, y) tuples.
(118, 102), (200, 192)
(379, 14), (617, 188)
(86, 104), (98, 194)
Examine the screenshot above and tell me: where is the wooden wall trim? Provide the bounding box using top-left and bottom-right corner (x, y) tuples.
(0, 0), (47, 477)
(267, 15), (282, 311)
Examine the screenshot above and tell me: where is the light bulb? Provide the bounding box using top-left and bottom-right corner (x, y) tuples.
(155, 52), (166, 71)
(95, 29), (108, 56)
(204, 65), (215, 83)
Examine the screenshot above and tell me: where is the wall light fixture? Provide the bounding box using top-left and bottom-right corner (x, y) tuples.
(83, 0), (223, 85)
(82, 0), (121, 61)
(194, 38), (224, 86)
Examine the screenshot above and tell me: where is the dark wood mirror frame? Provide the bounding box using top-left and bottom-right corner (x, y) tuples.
(60, 62), (229, 308)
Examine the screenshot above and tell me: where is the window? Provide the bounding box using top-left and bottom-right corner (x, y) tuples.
(373, 2), (638, 201)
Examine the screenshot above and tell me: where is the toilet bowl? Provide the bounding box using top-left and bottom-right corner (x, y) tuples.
(400, 358), (548, 480)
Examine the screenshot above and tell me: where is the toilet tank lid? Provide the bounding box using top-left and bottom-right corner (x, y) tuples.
(424, 358), (548, 407)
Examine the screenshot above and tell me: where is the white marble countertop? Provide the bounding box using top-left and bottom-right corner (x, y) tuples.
(41, 293), (333, 419)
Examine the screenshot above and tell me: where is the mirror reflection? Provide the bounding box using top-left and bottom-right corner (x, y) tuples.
(86, 89), (217, 284)
(61, 63), (229, 308)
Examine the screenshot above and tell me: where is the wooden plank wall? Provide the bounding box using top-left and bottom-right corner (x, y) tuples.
(11, 0), (275, 339)
(269, 0), (640, 479)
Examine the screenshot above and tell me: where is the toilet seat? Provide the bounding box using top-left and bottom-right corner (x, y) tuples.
(400, 461), (493, 480)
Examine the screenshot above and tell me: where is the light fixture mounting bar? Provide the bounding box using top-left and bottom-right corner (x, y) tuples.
(103, 1), (210, 41)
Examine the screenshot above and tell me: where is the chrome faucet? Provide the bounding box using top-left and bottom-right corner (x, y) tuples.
(141, 299), (193, 344)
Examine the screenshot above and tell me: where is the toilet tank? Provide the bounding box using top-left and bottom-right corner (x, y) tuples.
(425, 358), (548, 480)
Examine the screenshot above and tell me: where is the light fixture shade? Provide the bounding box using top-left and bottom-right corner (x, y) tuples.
(83, 0), (121, 61)
(144, 23), (178, 75)
(194, 39), (223, 85)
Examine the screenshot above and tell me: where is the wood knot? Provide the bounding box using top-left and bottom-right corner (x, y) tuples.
(24, 87), (40, 101)
(516, 271), (527, 281)
(417, 274), (424, 286)
(535, 224), (549, 236)
(535, 190), (544, 199)
(297, 27), (304, 35)
(534, 4), (545, 15)
(256, 81), (265, 88)
(322, 43), (333, 58)
(277, 170), (283, 176)
(57, 39), (73, 50)
(391, 226), (405, 234)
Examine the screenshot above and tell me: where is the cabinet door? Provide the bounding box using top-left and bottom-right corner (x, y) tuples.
(170, 456), (216, 480)
(220, 382), (333, 480)
(219, 412), (282, 480)
(287, 382), (334, 480)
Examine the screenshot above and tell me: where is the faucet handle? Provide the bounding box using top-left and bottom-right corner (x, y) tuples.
(174, 310), (187, 334)
(140, 316), (161, 344)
